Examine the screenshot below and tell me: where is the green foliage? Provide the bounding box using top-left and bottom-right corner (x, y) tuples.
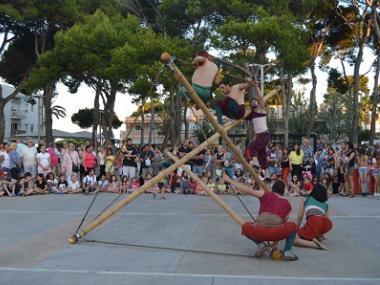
(194, 120), (214, 143)
(71, 108), (122, 129)
(55, 138), (84, 148)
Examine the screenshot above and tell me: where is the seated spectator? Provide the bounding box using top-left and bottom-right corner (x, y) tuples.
(98, 174), (110, 192)
(289, 175), (300, 197)
(47, 173), (58, 193)
(21, 172), (35, 196)
(188, 177), (198, 194)
(107, 175), (120, 193)
(180, 173), (190, 194)
(83, 169), (97, 194)
(32, 174), (49, 194)
(206, 177), (217, 193)
(216, 178), (227, 194)
(0, 171), (16, 196)
(300, 176), (313, 196)
(54, 174), (68, 194)
(67, 174), (82, 194)
(120, 175), (129, 194)
(129, 177), (140, 193)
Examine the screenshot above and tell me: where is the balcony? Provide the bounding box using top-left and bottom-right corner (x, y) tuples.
(10, 111), (25, 120)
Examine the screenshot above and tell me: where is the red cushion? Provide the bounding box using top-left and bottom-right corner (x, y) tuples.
(241, 221), (297, 242)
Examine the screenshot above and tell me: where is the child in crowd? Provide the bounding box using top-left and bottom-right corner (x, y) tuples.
(216, 177), (227, 194)
(188, 177), (198, 194)
(300, 176), (313, 196)
(107, 175), (120, 193)
(83, 169), (97, 194)
(67, 174), (82, 194)
(105, 148), (116, 177)
(33, 174), (49, 194)
(157, 171), (168, 199)
(1, 171), (16, 196)
(321, 177), (332, 197)
(21, 172), (34, 196)
(46, 173), (58, 193)
(180, 172), (190, 194)
(98, 174), (109, 192)
(120, 176), (129, 194)
(206, 177), (216, 194)
(129, 177), (140, 193)
(289, 175), (300, 197)
(56, 174), (68, 194)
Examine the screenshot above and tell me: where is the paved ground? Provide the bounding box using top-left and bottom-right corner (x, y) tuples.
(0, 193), (379, 285)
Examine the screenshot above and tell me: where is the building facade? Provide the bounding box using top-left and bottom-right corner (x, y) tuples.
(1, 84), (45, 142)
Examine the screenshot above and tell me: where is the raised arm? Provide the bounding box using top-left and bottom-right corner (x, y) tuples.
(222, 174), (265, 198)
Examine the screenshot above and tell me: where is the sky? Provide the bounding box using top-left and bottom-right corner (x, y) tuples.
(52, 48), (377, 139)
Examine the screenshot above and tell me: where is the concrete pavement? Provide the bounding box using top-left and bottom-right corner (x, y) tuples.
(0, 193), (379, 284)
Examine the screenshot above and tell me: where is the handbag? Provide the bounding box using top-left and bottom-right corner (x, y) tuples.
(68, 152), (79, 172)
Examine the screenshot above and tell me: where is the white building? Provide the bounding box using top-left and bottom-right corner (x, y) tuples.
(1, 84), (44, 142)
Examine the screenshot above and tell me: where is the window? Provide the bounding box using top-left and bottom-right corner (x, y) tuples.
(30, 124), (34, 133)
(11, 123), (18, 131)
(31, 104), (34, 112)
(135, 125), (142, 131)
(25, 123), (29, 131)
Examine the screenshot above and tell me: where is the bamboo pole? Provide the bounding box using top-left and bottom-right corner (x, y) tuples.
(68, 119), (244, 244)
(161, 52), (270, 192)
(166, 152), (244, 226)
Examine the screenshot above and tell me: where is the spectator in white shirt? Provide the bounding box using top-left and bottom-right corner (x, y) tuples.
(37, 145), (51, 176)
(21, 139), (37, 176)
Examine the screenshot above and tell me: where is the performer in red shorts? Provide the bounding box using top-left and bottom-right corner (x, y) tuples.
(294, 183), (332, 250)
(222, 174), (298, 261)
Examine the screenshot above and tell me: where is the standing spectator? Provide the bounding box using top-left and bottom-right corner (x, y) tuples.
(82, 145), (97, 176)
(202, 148), (214, 175)
(47, 143), (59, 175)
(97, 145), (106, 178)
(191, 147), (204, 177)
(214, 145), (226, 177)
(344, 142), (356, 197)
(37, 145), (51, 176)
(122, 138), (138, 179)
(9, 143), (21, 180)
(357, 149), (369, 196)
(281, 147), (290, 186)
(178, 139), (192, 173)
(372, 154), (380, 197)
(302, 138), (314, 164)
(289, 143), (304, 179)
(325, 148), (337, 176)
(20, 139), (37, 175)
(105, 148), (116, 177)
(152, 147), (163, 176)
(139, 144), (154, 179)
(62, 143), (80, 180)
(15, 139), (26, 157)
(314, 148), (324, 179)
(0, 143), (11, 173)
(267, 144), (279, 177)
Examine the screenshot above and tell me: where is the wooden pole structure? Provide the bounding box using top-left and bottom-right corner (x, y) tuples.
(166, 151), (244, 226)
(68, 119), (245, 244)
(161, 52), (270, 192)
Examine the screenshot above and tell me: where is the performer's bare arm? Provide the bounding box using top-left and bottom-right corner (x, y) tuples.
(192, 56), (205, 67)
(296, 198), (305, 227)
(222, 174), (265, 198)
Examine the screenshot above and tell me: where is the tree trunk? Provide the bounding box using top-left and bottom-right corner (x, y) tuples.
(0, 98), (5, 142)
(351, 44), (365, 144)
(306, 61), (318, 137)
(148, 102), (155, 145)
(370, 49), (380, 145)
(140, 108), (145, 145)
(103, 88), (116, 145)
(92, 85), (100, 148)
(43, 83), (54, 145)
(175, 86), (182, 144)
(169, 89), (176, 146)
(184, 105), (189, 139)
(281, 71), (291, 147)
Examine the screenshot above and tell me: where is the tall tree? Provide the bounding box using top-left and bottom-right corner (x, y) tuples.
(334, 1), (373, 144)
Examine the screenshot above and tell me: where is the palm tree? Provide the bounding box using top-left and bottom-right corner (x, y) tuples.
(51, 104), (66, 120)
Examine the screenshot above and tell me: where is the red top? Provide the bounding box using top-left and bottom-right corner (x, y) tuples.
(259, 192), (291, 223)
(303, 182), (313, 192)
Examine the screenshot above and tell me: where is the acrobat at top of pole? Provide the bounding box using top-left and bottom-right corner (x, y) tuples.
(161, 52), (171, 63)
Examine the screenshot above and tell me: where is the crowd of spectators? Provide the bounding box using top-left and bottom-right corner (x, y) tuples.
(0, 137), (379, 198)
